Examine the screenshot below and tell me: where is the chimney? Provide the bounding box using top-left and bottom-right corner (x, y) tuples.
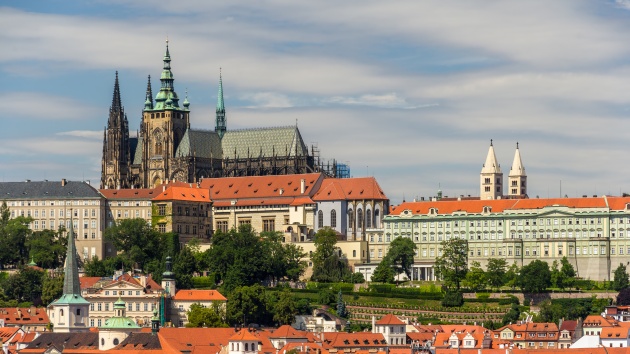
(163, 185), (166, 192)
(279, 188), (284, 195)
(372, 316), (376, 333)
(300, 179), (306, 194)
(61, 179), (67, 187)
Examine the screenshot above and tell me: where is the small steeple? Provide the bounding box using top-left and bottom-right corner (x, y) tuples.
(481, 139), (501, 174)
(508, 142), (527, 198)
(215, 68), (227, 139)
(153, 39), (179, 110)
(144, 75), (153, 111)
(183, 88), (190, 110)
(63, 212), (81, 296)
(509, 142), (526, 176)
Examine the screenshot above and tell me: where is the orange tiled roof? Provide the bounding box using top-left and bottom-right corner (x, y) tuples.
(200, 173), (324, 200)
(280, 342), (329, 354)
(152, 186), (211, 202)
(229, 330), (260, 342)
(99, 188), (158, 200)
(0, 307), (49, 325)
(79, 277), (103, 290)
(390, 196), (618, 216)
(601, 326), (630, 338)
(268, 325), (309, 338)
(375, 314), (405, 325)
(313, 177), (388, 201)
(172, 290), (227, 301)
(323, 332), (386, 348)
(584, 315), (616, 327)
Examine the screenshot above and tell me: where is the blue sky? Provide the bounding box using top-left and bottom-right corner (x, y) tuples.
(3, 0), (630, 203)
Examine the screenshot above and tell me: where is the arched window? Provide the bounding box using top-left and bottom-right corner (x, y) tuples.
(366, 209), (372, 228)
(101, 339), (105, 346)
(155, 141), (163, 156)
(113, 338), (119, 345)
(59, 309), (64, 317)
(245, 343), (249, 351)
(357, 209), (363, 228)
(76, 309), (81, 316)
(374, 209), (380, 228)
(318, 210), (324, 228)
(348, 210), (354, 229)
(331, 210), (337, 228)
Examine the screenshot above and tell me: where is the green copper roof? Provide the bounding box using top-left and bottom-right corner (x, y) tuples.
(53, 214), (90, 305)
(114, 297), (126, 308)
(101, 317), (141, 330)
(217, 71), (225, 112)
(27, 257), (36, 267)
(152, 39), (181, 111)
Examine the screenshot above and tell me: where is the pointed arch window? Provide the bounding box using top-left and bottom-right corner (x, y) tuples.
(348, 210), (354, 229)
(374, 209), (380, 228)
(331, 210), (337, 228)
(366, 209), (372, 228)
(318, 210), (324, 228)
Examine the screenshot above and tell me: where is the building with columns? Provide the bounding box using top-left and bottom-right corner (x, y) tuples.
(382, 196), (630, 281)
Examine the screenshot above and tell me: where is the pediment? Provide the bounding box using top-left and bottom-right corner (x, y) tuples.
(102, 280), (143, 290)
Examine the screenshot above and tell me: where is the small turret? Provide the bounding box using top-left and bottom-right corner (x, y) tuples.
(508, 142), (527, 198)
(480, 139), (503, 200)
(151, 308), (160, 334)
(161, 256), (176, 297)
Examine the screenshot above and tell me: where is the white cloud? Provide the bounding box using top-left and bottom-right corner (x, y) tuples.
(57, 130), (103, 139)
(241, 92), (294, 108)
(0, 92), (100, 120)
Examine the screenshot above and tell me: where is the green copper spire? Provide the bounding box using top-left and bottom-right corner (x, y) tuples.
(63, 212), (81, 296)
(154, 39), (180, 110)
(215, 69), (226, 139)
(28, 256), (36, 267)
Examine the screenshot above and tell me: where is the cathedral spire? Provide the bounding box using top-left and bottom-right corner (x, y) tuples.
(154, 39), (179, 110)
(144, 75), (154, 111)
(109, 71), (124, 125)
(481, 139), (501, 174)
(509, 142), (525, 176)
(215, 68), (227, 139)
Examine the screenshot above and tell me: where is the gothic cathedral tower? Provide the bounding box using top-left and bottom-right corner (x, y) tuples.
(101, 72), (131, 189)
(480, 140), (503, 200)
(139, 40), (190, 187)
(508, 143), (527, 198)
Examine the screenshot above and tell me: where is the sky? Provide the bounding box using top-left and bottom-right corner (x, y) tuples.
(2, 0), (630, 204)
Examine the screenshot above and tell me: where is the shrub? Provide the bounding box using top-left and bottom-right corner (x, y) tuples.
(442, 291), (464, 307)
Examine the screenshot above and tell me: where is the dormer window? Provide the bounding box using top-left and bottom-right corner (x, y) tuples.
(483, 206), (491, 214)
(429, 208), (438, 215)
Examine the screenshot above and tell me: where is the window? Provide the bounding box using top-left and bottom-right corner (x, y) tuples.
(158, 224), (166, 233)
(357, 209), (363, 228)
(263, 219), (275, 232)
(331, 210), (337, 228)
(318, 210), (324, 228)
(217, 221), (228, 233)
(157, 204), (166, 216)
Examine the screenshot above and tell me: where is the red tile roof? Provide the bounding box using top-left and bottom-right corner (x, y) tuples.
(390, 196), (622, 216)
(229, 330), (260, 342)
(79, 277), (103, 290)
(268, 325), (309, 338)
(313, 177), (388, 201)
(375, 314), (405, 325)
(200, 173), (324, 200)
(323, 332), (386, 348)
(0, 307), (49, 325)
(152, 186), (211, 202)
(172, 290), (227, 301)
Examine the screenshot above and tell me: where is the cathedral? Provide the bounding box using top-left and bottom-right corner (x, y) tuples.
(101, 41), (339, 189)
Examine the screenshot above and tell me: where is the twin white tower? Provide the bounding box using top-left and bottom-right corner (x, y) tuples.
(480, 140), (527, 200)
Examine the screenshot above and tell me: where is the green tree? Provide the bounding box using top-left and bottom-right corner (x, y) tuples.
(384, 237), (417, 279)
(226, 284), (271, 326)
(486, 258), (507, 290)
(617, 287), (630, 305)
(463, 261), (486, 292)
(504, 262), (520, 290)
(186, 303), (228, 328)
(310, 228), (350, 282)
(434, 238), (468, 290)
(551, 260), (568, 290)
(613, 263), (630, 291)
(104, 218), (169, 270)
(560, 257), (576, 290)
(371, 258), (395, 284)
(502, 303), (521, 325)
(41, 274), (64, 306)
(0, 202), (32, 268)
(26, 229), (67, 269)
(517, 260), (551, 293)
(2, 267), (45, 303)
(317, 289), (336, 306)
(336, 290), (348, 318)
(282, 244), (308, 282)
(273, 289), (299, 325)
(173, 245), (197, 290)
